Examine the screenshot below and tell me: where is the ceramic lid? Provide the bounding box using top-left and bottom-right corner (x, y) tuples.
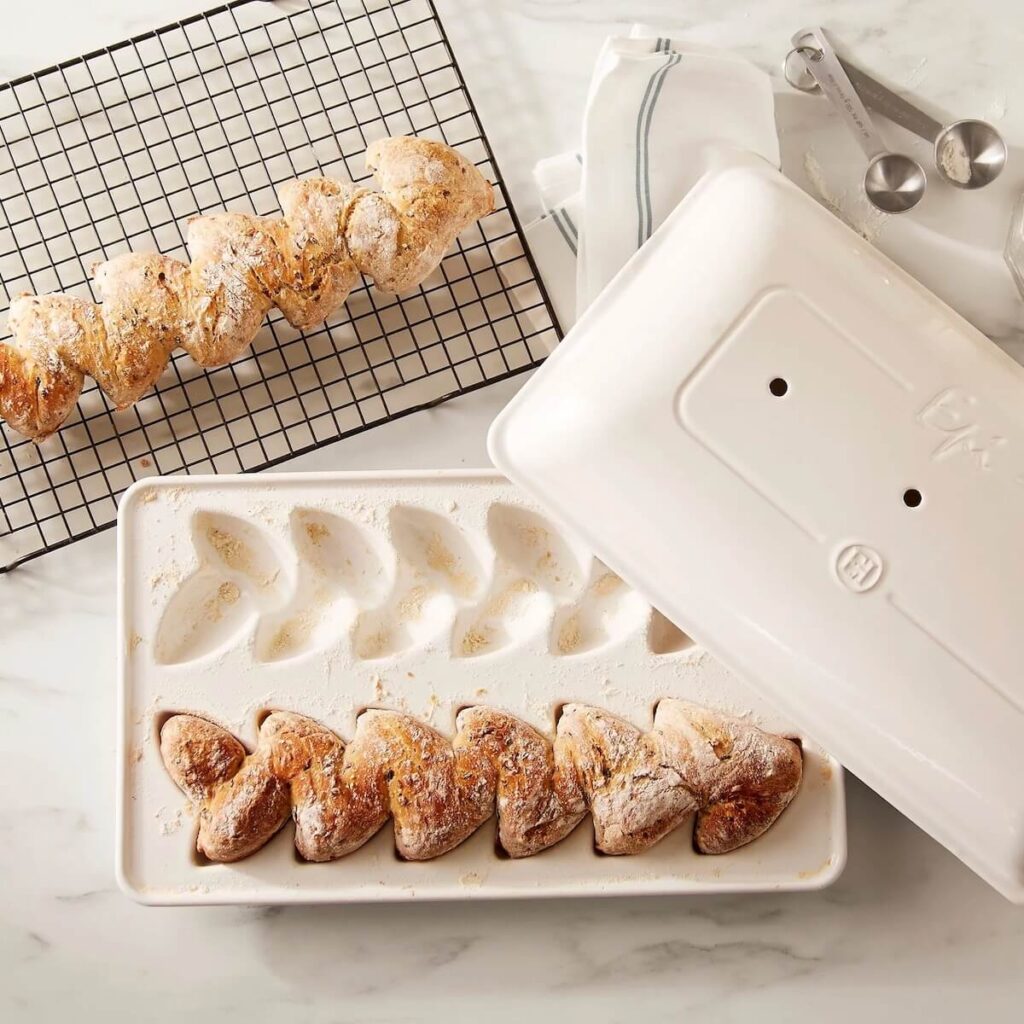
(489, 152), (1024, 902)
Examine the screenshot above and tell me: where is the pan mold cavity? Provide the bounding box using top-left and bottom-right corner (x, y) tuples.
(193, 511), (287, 592)
(255, 509), (392, 662)
(647, 609), (693, 655)
(154, 574), (257, 665)
(549, 564), (649, 657)
(351, 506), (487, 661)
(151, 500), (713, 664)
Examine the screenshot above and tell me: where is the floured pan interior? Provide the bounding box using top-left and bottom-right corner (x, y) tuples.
(117, 471), (845, 904)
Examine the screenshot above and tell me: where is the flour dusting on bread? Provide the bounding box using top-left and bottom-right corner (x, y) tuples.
(159, 700), (802, 864)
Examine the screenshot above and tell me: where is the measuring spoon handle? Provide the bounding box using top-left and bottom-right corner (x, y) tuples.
(838, 57), (943, 143)
(791, 27), (886, 159)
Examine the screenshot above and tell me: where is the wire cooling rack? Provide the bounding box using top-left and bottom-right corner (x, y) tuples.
(0, 0), (559, 571)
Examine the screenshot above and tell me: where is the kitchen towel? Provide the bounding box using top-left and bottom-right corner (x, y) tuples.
(520, 32), (779, 330)
(515, 28), (1024, 348)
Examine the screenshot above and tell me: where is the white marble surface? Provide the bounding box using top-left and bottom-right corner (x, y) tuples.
(2, 0), (1024, 1019)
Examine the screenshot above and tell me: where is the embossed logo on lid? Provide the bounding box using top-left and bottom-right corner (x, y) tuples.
(835, 544), (884, 593)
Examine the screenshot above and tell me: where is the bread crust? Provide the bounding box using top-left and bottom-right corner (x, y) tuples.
(159, 701), (802, 864)
(0, 137), (494, 440)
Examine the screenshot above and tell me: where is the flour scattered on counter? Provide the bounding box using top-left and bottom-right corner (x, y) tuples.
(987, 93), (1008, 122)
(903, 55), (928, 87)
(802, 150), (885, 242)
(803, 150), (842, 216)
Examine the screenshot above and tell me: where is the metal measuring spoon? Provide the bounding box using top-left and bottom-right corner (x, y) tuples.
(785, 43), (1007, 190)
(837, 59), (1006, 189)
(791, 28), (926, 214)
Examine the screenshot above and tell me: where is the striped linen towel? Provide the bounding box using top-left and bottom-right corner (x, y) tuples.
(521, 32), (779, 330)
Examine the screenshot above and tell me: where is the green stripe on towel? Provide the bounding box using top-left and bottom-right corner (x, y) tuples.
(635, 39), (681, 248)
(549, 208), (578, 256)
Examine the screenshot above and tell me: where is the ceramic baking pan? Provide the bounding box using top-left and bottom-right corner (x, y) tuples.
(116, 472), (844, 904)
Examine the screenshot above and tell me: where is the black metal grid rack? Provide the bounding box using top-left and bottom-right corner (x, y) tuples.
(0, 0), (559, 571)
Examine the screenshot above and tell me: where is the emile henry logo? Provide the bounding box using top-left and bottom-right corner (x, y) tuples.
(916, 387), (1022, 483)
(835, 544), (883, 593)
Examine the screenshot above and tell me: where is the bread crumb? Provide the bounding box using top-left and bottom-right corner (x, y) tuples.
(150, 567), (182, 591)
(304, 520), (330, 545)
(592, 572), (622, 596)
(266, 610), (315, 658)
(426, 531), (456, 574)
(198, 580), (242, 626)
(461, 626), (491, 655)
(459, 871), (483, 887)
(205, 526), (275, 587)
(517, 524), (547, 548)
(425, 532), (474, 595)
(398, 585), (431, 621)
(207, 526), (246, 570)
(556, 614), (582, 654)
(484, 578), (537, 617)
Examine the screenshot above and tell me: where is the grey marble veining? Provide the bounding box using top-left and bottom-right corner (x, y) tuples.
(2, 1), (1024, 1020)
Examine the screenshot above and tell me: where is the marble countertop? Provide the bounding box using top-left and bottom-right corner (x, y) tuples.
(2, 0), (1023, 1020)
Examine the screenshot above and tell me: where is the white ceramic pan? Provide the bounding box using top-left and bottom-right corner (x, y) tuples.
(116, 472), (845, 904)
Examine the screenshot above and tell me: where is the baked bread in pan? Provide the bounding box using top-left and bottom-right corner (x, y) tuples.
(160, 700), (802, 863)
